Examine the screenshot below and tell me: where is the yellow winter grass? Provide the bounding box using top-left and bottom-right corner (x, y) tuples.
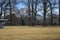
(0, 26), (60, 40)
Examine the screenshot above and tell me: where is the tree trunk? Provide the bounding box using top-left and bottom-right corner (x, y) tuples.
(28, 0), (31, 25)
(0, 5), (2, 19)
(50, 5), (53, 25)
(59, 0), (60, 25)
(31, 0), (35, 26)
(9, 0), (12, 25)
(43, 0), (47, 26)
(34, 0), (38, 25)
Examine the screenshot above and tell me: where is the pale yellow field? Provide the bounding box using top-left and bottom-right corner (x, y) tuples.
(0, 26), (60, 40)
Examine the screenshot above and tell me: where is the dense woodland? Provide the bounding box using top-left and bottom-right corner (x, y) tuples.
(0, 0), (60, 26)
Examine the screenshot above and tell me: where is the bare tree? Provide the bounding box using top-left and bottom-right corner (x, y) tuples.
(59, 0), (60, 25)
(27, 0), (31, 25)
(43, 0), (47, 25)
(0, 0), (20, 25)
(34, 0), (38, 25)
(47, 0), (53, 25)
(47, 0), (58, 25)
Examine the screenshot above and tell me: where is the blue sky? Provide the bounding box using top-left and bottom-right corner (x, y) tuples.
(16, 3), (26, 9)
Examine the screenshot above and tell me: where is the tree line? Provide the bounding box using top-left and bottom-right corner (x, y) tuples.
(0, 0), (59, 26)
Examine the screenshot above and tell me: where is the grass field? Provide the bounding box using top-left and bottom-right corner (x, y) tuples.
(0, 26), (60, 40)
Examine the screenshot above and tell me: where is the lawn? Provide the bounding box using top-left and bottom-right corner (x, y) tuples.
(0, 26), (60, 40)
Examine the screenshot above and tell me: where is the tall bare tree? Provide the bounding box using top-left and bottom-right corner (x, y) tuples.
(28, 0), (31, 25)
(34, 0), (38, 25)
(47, 0), (53, 25)
(59, 0), (60, 25)
(48, 0), (58, 25)
(43, 0), (47, 25)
